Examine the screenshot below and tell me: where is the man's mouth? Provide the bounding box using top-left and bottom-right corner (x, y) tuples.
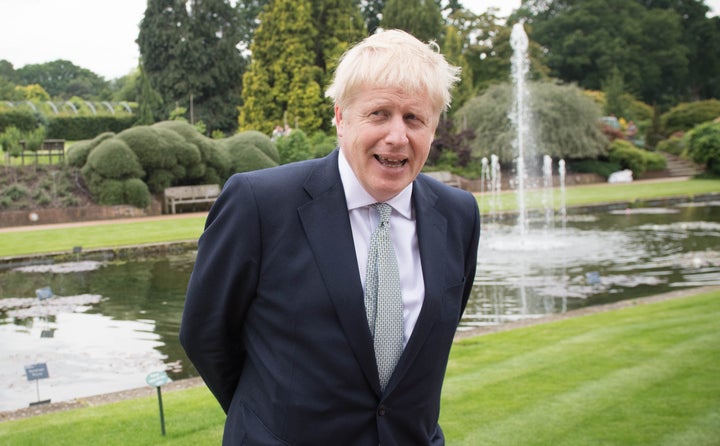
(374, 155), (407, 168)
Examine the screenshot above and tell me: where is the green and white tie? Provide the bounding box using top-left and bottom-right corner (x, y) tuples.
(365, 202), (404, 391)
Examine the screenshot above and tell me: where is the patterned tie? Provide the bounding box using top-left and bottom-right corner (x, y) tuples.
(365, 202), (404, 391)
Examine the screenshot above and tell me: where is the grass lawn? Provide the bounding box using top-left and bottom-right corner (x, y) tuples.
(1, 177), (718, 259)
(0, 216), (207, 258)
(475, 177), (720, 214)
(1, 289), (717, 444)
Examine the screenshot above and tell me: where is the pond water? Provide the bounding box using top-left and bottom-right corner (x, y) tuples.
(0, 201), (718, 412)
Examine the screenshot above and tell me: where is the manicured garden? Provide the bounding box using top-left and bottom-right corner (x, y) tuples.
(1, 177), (718, 258)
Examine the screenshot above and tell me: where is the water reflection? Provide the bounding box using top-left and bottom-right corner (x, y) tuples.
(464, 202), (720, 329)
(0, 202), (718, 411)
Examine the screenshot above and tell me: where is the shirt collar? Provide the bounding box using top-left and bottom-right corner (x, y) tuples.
(338, 149), (413, 219)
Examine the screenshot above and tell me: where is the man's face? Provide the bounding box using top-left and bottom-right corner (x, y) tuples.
(335, 87), (438, 203)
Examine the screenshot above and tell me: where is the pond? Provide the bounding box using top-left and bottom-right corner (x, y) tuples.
(0, 201), (718, 412)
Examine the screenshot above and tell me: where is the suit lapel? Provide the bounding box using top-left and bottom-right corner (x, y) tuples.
(297, 151), (379, 388)
(386, 177), (447, 391)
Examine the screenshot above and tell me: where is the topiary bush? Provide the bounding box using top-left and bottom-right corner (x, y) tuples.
(660, 99), (720, 136)
(123, 178), (152, 208)
(230, 130), (280, 164)
(152, 120), (229, 185)
(655, 135), (686, 156)
(220, 131), (279, 174)
(66, 132), (115, 167)
(84, 138), (145, 179)
(685, 121), (720, 175)
(608, 139), (666, 177)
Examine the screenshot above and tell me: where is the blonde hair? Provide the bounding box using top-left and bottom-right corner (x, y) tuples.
(325, 29), (460, 115)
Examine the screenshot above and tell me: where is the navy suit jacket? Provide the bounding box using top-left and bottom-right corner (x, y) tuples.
(180, 150), (480, 445)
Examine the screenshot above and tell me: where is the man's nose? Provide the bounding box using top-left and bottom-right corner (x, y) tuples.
(384, 116), (409, 145)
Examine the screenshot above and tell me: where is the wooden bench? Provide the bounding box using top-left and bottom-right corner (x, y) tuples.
(164, 184), (221, 214)
(18, 139), (65, 165)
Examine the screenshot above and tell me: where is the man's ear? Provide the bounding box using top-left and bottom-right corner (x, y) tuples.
(334, 105), (344, 137)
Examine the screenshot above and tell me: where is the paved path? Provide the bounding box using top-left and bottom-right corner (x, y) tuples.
(0, 212), (208, 234)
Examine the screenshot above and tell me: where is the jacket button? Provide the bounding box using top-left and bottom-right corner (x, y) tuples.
(377, 405), (387, 416)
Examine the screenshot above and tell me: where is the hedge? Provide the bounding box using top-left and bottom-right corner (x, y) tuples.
(47, 115), (136, 140)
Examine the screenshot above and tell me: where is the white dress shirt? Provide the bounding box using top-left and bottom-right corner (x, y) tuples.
(338, 149), (425, 346)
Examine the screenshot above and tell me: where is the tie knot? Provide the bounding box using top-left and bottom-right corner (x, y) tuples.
(372, 202), (392, 225)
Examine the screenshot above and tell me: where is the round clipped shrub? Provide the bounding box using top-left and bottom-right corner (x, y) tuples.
(230, 130), (280, 163)
(608, 139), (666, 176)
(655, 135), (686, 156)
(66, 132), (115, 167)
(117, 126), (175, 169)
(220, 135), (279, 174)
(660, 99), (720, 136)
(146, 169), (176, 193)
(685, 121), (720, 175)
(85, 138), (145, 179)
(153, 121), (220, 181)
(123, 178), (151, 208)
(96, 179), (125, 205)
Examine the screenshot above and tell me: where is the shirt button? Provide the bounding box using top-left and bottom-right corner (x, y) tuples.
(377, 405), (387, 416)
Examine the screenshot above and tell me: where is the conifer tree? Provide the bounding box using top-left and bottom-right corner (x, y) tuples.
(239, 0), (364, 135)
(138, 0), (246, 133)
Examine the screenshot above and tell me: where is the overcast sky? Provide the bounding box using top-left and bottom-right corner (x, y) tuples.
(0, 0), (715, 80)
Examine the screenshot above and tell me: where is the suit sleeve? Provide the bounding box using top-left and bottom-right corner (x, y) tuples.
(179, 174), (261, 413)
(460, 192), (481, 318)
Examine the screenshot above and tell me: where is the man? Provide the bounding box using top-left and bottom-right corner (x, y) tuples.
(180, 29), (480, 445)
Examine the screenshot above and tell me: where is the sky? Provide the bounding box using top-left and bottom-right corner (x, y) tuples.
(0, 0), (716, 81)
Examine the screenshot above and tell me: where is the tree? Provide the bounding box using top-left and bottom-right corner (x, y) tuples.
(456, 82), (608, 164)
(239, 0), (364, 135)
(521, 0), (714, 107)
(380, 0), (444, 43)
(184, 0), (247, 132)
(137, 0), (247, 133)
(137, 0), (189, 121)
(637, 0), (720, 100)
(14, 60), (109, 99)
(136, 67), (163, 125)
(239, 0), (322, 134)
(441, 24), (475, 111)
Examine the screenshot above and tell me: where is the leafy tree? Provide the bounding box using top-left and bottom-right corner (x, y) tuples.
(602, 67), (631, 118)
(521, 0), (716, 107)
(456, 81), (608, 164)
(0, 60), (15, 82)
(637, 0), (720, 100)
(442, 25), (475, 111)
(184, 0), (246, 132)
(138, 0), (246, 133)
(453, 11), (548, 96)
(14, 60), (109, 99)
(14, 84), (50, 102)
(380, 0), (444, 43)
